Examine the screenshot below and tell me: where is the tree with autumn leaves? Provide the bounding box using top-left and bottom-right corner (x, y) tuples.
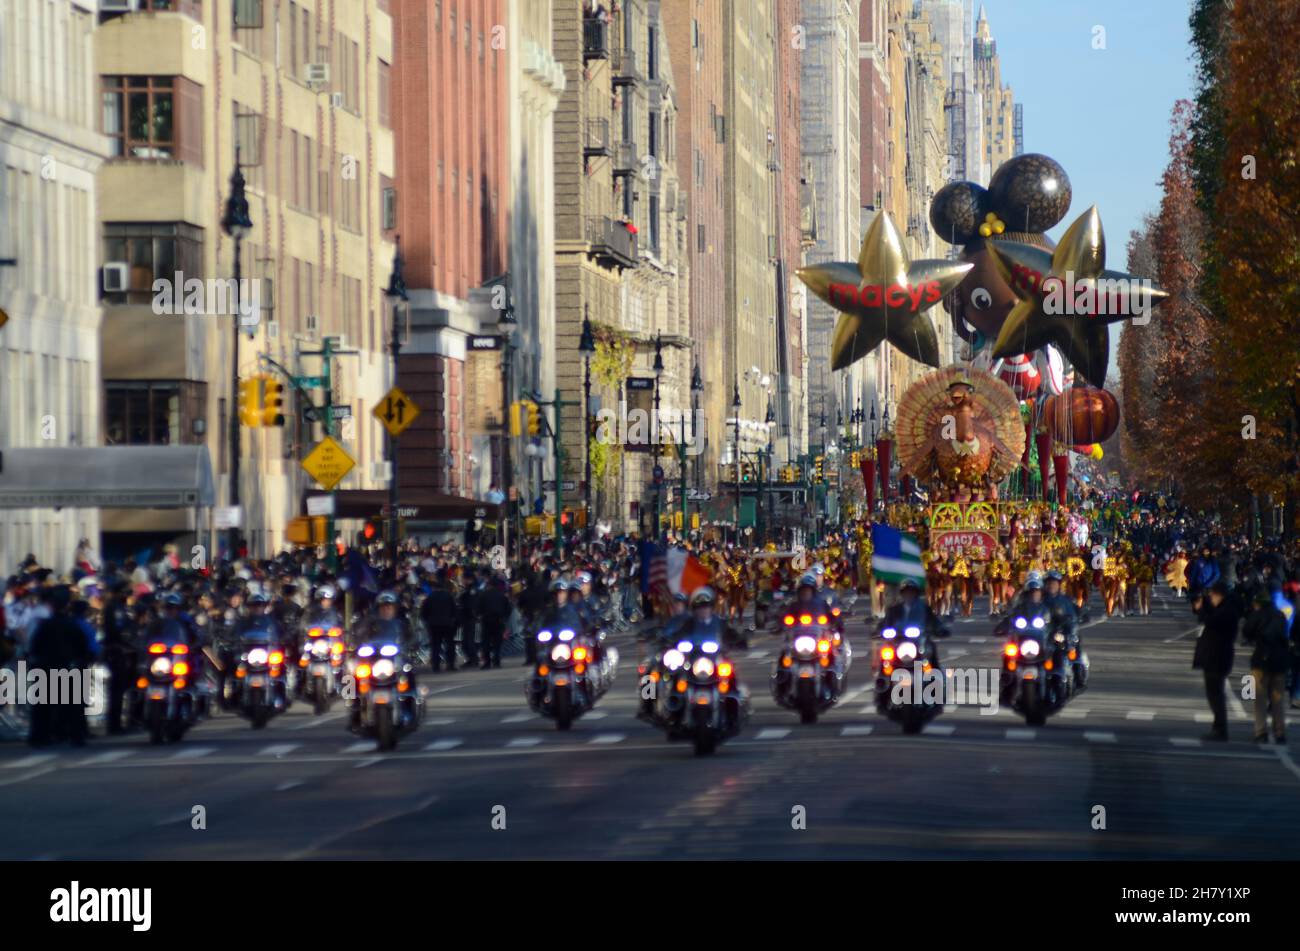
(1119, 0), (1300, 535)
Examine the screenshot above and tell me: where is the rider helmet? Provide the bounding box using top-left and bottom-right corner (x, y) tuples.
(1045, 569), (1064, 582)
(315, 585), (336, 600)
(689, 587), (716, 608)
(377, 591), (400, 605)
(899, 577), (922, 593)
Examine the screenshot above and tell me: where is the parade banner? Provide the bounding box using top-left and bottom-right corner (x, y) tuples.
(931, 529), (998, 560)
(860, 456), (876, 512)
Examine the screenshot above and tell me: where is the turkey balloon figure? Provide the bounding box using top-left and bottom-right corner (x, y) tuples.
(896, 366), (1026, 503)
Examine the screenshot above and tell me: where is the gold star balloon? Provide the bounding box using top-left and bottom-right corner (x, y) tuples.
(796, 211), (972, 372)
(988, 206), (1168, 386)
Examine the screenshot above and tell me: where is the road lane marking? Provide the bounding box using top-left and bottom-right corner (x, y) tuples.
(1005, 728), (1037, 740)
(1084, 731), (1117, 743)
(258, 743), (300, 757)
(584, 711), (609, 720)
(2, 753), (58, 770)
(423, 717), (457, 726)
(1061, 708), (1089, 719)
(423, 739), (463, 751)
(590, 733), (626, 744)
(923, 723), (956, 736)
(840, 725), (874, 736)
(290, 712), (345, 730)
(354, 756), (382, 768)
(80, 750), (135, 766)
(1126, 710), (1157, 721)
(755, 728), (790, 740)
(275, 780), (303, 792)
(341, 741), (373, 754)
(500, 713), (533, 723)
(170, 747), (216, 760)
(1170, 737), (1201, 747)
(506, 737), (543, 748)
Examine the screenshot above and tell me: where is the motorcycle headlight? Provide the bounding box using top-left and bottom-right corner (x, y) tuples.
(371, 658), (396, 681)
(149, 657), (172, 677)
(896, 642), (919, 662)
(247, 648), (269, 666)
(676, 640), (693, 653)
(701, 640), (719, 654)
(357, 645), (375, 658)
(663, 649), (686, 670)
(1014, 617), (1028, 630)
(881, 627), (897, 639)
(311, 640), (330, 657)
(1019, 639), (1041, 658)
(307, 627), (323, 639)
(793, 635), (818, 656)
(1054, 632), (1066, 643)
(380, 644), (399, 657)
(904, 626), (921, 639)
(559, 629), (576, 642)
(1032, 617), (1045, 630)
(537, 630), (553, 643)
(691, 656), (715, 679)
(551, 643), (572, 663)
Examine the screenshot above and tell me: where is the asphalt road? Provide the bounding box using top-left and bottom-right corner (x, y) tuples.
(3, 587), (1299, 860)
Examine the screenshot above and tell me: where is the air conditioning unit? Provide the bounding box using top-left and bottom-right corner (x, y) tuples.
(370, 461), (391, 483)
(329, 92), (345, 108)
(102, 0), (139, 12)
(305, 313), (318, 335)
(102, 262), (129, 293)
(304, 63), (330, 86)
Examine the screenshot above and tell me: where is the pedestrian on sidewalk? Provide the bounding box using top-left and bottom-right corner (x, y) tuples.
(1241, 589), (1288, 744)
(1192, 580), (1241, 742)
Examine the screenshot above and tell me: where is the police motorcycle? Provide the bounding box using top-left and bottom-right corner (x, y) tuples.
(654, 588), (748, 755)
(137, 618), (202, 744)
(349, 639), (422, 751)
(229, 596), (292, 729)
(999, 593), (1074, 727)
(872, 579), (949, 734)
(298, 605), (347, 715)
(771, 604), (851, 724)
(526, 614), (616, 731)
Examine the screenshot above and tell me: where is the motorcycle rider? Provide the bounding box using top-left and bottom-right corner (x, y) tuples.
(356, 591), (417, 655)
(675, 587), (745, 730)
(1044, 569), (1088, 690)
(880, 577), (949, 666)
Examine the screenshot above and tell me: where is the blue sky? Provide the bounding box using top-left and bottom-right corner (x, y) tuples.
(985, 0), (1195, 255)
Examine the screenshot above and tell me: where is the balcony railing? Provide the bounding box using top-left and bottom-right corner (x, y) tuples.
(611, 47), (641, 85)
(586, 215), (637, 270)
(613, 139), (639, 176)
(583, 18), (610, 61)
(584, 118), (612, 158)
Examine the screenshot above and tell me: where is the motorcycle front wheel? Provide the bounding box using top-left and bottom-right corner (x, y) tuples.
(375, 705), (396, 751)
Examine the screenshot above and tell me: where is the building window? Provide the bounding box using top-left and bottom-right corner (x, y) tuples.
(378, 60), (392, 127)
(102, 75), (202, 164)
(102, 222), (204, 305)
(104, 380), (206, 446)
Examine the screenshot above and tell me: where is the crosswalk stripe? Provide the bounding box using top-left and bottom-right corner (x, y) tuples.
(1170, 737), (1201, 747)
(258, 743), (300, 757)
(755, 728), (791, 740)
(1126, 710), (1157, 721)
(1084, 731), (1117, 743)
(506, 737), (542, 748)
(3, 753), (57, 769)
(424, 738), (463, 751)
(1005, 728), (1037, 740)
(923, 723), (956, 736)
(341, 741), (373, 754)
(424, 717), (457, 726)
(590, 733), (626, 745)
(840, 725), (874, 736)
(81, 750), (135, 765)
(1060, 707), (1089, 719)
(584, 711), (609, 720)
(170, 746), (216, 760)
(500, 713), (533, 723)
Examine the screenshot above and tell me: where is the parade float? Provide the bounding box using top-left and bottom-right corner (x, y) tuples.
(795, 152), (1168, 592)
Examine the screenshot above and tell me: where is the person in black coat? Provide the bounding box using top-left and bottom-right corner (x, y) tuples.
(1241, 590), (1289, 743)
(1192, 580), (1241, 741)
(420, 570), (460, 672)
(475, 575), (513, 669)
(27, 586), (93, 748)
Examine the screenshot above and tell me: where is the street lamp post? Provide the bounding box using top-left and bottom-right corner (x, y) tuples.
(732, 382), (742, 545)
(652, 333), (664, 542)
(578, 309), (596, 537)
(220, 148), (252, 562)
(383, 237), (408, 569)
(689, 360), (702, 533)
(497, 289), (518, 557)
(761, 399), (775, 545)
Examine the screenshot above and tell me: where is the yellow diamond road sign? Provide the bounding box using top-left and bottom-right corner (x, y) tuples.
(374, 386), (420, 438)
(0, 306), (8, 330)
(301, 436), (355, 491)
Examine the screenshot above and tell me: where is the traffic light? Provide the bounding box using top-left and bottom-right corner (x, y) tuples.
(526, 400), (542, 437)
(509, 400), (523, 437)
(741, 461), (755, 483)
(238, 377), (262, 427)
(850, 451), (861, 469)
(814, 455), (825, 483)
(361, 519), (381, 544)
(261, 377), (285, 427)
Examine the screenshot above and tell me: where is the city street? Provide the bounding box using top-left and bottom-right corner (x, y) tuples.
(3, 589), (1297, 861)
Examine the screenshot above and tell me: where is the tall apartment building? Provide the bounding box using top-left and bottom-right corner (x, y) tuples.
(917, 0), (976, 184)
(552, 0), (688, 533)
(972, 4), (1015, 185)
(392, 0), (508, 504)
(95, 0), (397, 558)
(800, 0), (861, 436)
(857, 0), (889, 426)
(0, 0), (108, 569)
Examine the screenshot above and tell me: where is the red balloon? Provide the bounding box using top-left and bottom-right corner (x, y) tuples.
(1043, 386), (1119, 446)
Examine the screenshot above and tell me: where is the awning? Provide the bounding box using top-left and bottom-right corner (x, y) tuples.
(308, 488), (503, 522)
(0, 446), (215, 509)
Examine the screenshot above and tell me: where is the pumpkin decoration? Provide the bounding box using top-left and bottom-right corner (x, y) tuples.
(1042, 385), (1119, 446)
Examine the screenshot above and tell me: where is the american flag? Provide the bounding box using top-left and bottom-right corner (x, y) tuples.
(648, 549), (668, 596)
